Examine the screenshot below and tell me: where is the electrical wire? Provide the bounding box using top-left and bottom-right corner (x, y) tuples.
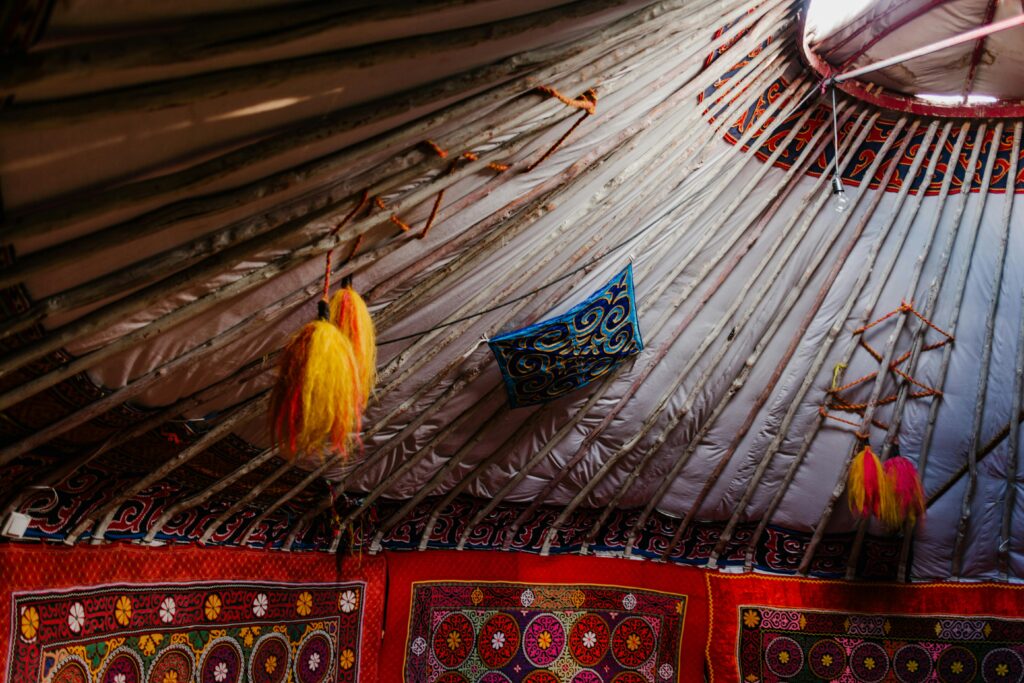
(376, 86), (826, 347)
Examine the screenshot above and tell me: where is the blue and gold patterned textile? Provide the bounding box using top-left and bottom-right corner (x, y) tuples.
(488, 264), (643, 408)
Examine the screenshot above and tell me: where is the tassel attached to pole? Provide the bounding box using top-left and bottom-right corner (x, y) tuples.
(270, 300), (362, 460)
(268, 194), (378, 461)
(882, 450), (925, 527)
(848, 444), (889, 519)
(330, 284), (376, 407)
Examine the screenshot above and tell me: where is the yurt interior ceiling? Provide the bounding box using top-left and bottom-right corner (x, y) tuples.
(2, 0), (1024, 681)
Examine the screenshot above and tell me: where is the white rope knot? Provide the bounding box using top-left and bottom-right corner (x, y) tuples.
(462, 335), (489, 358)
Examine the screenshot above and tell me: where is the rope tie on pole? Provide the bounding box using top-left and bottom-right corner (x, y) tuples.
(416, 142), (509, 240)
(527, 87), (598, 172)
(321, 190), (371, 300)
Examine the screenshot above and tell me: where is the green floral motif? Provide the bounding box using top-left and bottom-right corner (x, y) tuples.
(188, 630), (210, 651)
(85, 641), (107, 669)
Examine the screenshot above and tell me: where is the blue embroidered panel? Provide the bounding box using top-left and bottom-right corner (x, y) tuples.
(488, 264), (643, 408)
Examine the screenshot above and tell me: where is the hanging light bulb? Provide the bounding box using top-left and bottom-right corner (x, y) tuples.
(827, 83), (849, 214)
(832, 175), (849, 214)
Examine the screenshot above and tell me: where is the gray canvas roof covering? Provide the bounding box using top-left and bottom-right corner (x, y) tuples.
(1, 0), (1022, 582)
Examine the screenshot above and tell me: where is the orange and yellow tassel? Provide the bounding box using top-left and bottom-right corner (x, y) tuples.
(270, 302), (362, 461)
(848, 445), (890, 519)
(330, 286), (376, 406)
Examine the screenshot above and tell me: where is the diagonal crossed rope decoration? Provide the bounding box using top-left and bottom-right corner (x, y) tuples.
(820, 300), (953, 436)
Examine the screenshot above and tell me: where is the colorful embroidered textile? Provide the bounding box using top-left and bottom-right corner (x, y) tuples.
(11, 580), (364, 683)
(382, 550), (707, 682)
(405, 582), (682, 682)
(707, 573), (1024, 683)
(488, 264), (643, 408)
(0, 544), (385, 683)
(740, 606), (1024, 683)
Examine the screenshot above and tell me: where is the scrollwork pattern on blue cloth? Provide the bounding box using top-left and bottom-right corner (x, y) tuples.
(489, 264), (643, 407)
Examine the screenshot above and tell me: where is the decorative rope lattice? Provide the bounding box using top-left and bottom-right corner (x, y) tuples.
(820, 300), (954, 437)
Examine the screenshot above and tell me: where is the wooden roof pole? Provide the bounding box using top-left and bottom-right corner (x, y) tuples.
(323, 70), (757, 548)
(797, 121), (988, 575)
(215, 183), (611, 546)
(0, 0), (651, 130)
(188, 66), (724, 548)
(642, 114), (911, 565)
(74, 169), (568, 545)
(939, 126), (1004, 577)
(818, 121), (985, 579)
(621, 104), (886, 558)
(412, 46), (799, 553)
(837, 120), (951, 575)
(998, 280), (1024, 580)
(0, 2), (482, 91)
(621, 108), (877, 558)
(3, 0), (730, 253)
(451, 56), (805, 552)
(851, 122), (1014, 579)
(700, 110), (902, 567)
(742, 119), (948, 571)
(717, 121), (962, 571)
(751, 121), (959, 575)
(534, 84), (824, 555)
(39, 0), (778, 548)
(198, 460), (295, 545)
(142, 446), (282, 545)
(0, 158), (556, 471)
(239, 98), (687, 548)
(297, 55), (739, 550)
(0, 352), (269, 520)
(0, 0), (712, 403)
(65, 393), (269, 544)
(1, 0), (707, 267)
(636, 112), (907, 562)
(308, 385), (507, 552)
(436, 13), (794, 540)
(193, 38), (723, 547)
(499, 85), (811, 546)
(0, 134), (537, 414)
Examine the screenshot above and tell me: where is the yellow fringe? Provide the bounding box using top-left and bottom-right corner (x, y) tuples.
(330, 287), (377, 406)
(877, 469), (900, 529)
(270, 319), (361, 460)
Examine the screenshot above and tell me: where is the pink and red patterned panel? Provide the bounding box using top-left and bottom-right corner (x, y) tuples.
(7, 580), (365, 683)
(403, 582), (685, 682)
(739, 606), (1024, 683)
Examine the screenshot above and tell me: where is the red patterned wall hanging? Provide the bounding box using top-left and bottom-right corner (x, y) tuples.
(381, 550), (709, 683)
(706, 572), (1024, 683)
(0, 543), (385, 682)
